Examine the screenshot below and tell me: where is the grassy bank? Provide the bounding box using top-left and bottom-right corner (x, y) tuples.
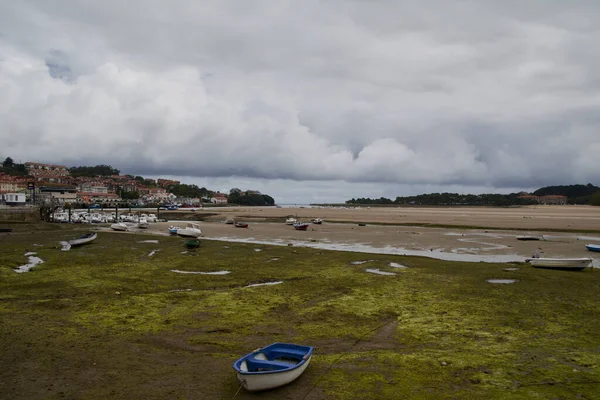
(1, 224), (599, 399)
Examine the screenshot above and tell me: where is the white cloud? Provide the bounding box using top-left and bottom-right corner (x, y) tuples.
(1, 0), (599, 203)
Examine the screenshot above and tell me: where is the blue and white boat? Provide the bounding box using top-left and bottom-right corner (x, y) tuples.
(233, 342), (313, 392)
(585, 244), (600, 252)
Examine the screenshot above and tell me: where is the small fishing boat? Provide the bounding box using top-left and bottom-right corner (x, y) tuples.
(293, 222), (309, 231)
(285, 217), (297, 225)
(235, 222), (249, 228)
(311, 218), (323, 224)
(184, 239), (200, 248)
(233, 343), (314, 392)
(176, 222), (202, 238)
(137, 217), (148, 229)
(585, 244), (600, 252)
(168, 225), (180, 235)
(517, 235), (544, 241)
(110, 222), (128, 232)
(526, 257), (593, 271)
(68, 232), (97, 246)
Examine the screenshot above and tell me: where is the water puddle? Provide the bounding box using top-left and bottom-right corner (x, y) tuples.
(267, 257), (280, 262)
(366, 268), (396, 276)
(60, 241), (71, 251)
(180, 251), (188, 254)
(244, 281), (283, 288)
(148, 250), (160, 257)
(503, 267), (520, 272)
(169, 288), (193, 292)
(33, 244), (44, 247)
(351, 260), (374, 265)
(138, 240), (159, 244)
(171, 269), (231, 275)
(14, 255), (44, 273)
(24, 252), (37, 256)
(206, 236), (526, 263)
(487, 279), (518, 284)
(254, 249), (262, 252)
(389, 262), (408, 269)
(453, 238), (510, 253)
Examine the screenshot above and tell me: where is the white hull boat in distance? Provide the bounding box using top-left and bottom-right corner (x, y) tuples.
(110, 223), (128, 232)
(285, 217), (297, 225)
(68, 232), (97, 246)
(233, 343), (313, 392)
(176, 222), (202, 238)
(527, 257), (593, 271)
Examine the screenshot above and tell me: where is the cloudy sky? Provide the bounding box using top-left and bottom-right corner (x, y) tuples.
(2, 1), (599, 203)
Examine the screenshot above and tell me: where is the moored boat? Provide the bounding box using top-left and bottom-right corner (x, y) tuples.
(293, 222), (310, 231)
(68, 232), (97, 246)
(176, 222), (202, 238)
(285, 217), (297, 225)
(517, 235), (544, 241)
(526, 257), (593, 271)
(184, 239), (200, 248)
(311, 218), (323, 224)
(235, 222), (249, 228)
(585, 244), (600, 252)
(110, 222), (128, 232)
(233, 343), (313, 392)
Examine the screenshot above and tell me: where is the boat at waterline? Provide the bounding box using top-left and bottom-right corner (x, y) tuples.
(585, 244), (600, 252)
(176, 223), (202, 238)
(110, 223), (128, 232)
(311, 218), (323, 224)
(293, 222), (310, 231)
(526, 257), (593, 271)
(234, 222), (249, 228)
(232, 343), (313, 392)
(68, 232), (97, 246)
(517, 235), (544, 241)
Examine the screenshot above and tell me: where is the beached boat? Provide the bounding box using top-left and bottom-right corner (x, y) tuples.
(137, 217), (148, 229)
(293, 222), (310, 231)
(285, 217), (297, 225)
(517, 235), (544, 241)
(585, 244), (600, 252)
(526, 257), (593, 271)
(168, 225), (180, 235)
(110, 222), (128, 232)
(311, 218), (323, 224)
(68, 232), (97, 246)
(232, 343), (313, 392)
(235, 222), (249, 228)
(176, 222), (202, 238)
(184, 239), (200, 248)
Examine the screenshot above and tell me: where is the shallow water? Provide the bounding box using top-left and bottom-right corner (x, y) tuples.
(138, 240), (159, 244)
(351, 260), (374, 265)
(487, 279), (518, 284)
(206, 236), (526, 263)
(366, 268), (396, 276)
(171, 269), (231, 275)
(14, 255), (44, 273)
(148, 250), (159, 257)
(389, 262), (407, 268)
(244, 281), (283, 288)
(24, 252), (37, 256)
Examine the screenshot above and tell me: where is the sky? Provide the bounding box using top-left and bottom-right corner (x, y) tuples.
(1, 1), (599, 204)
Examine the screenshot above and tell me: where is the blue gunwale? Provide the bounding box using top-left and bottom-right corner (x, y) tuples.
(233, 342), (313, 375)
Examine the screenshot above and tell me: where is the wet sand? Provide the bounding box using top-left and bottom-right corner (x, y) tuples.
(143, 205), (600, 262)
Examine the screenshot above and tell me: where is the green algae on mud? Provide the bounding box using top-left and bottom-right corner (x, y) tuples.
(1, 224), (599, 399)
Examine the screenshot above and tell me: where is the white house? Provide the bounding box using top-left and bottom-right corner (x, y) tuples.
(2, 193), (26, 205)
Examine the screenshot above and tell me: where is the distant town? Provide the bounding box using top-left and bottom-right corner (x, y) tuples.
(0, 158), (275, 207)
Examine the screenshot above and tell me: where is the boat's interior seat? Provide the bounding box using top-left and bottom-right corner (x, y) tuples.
(244, 358), (292, 372)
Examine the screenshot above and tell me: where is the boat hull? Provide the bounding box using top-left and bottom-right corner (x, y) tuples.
(177, 229), (201, 238)
(68, 233), (97, 246)
(233, 343), (313, 392)
(111, 223), (128, 231)
(293, 223), (309, 231)
(527, 257), (592, 271)
(585, 244), (600, 252)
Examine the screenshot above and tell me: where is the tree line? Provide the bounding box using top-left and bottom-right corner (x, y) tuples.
(347, 184), (600, 206)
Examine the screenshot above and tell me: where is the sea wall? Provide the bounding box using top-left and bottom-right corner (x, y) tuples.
(0, 206), (40, 222)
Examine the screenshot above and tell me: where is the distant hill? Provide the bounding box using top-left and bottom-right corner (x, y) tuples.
(346, 184), (600, 206)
